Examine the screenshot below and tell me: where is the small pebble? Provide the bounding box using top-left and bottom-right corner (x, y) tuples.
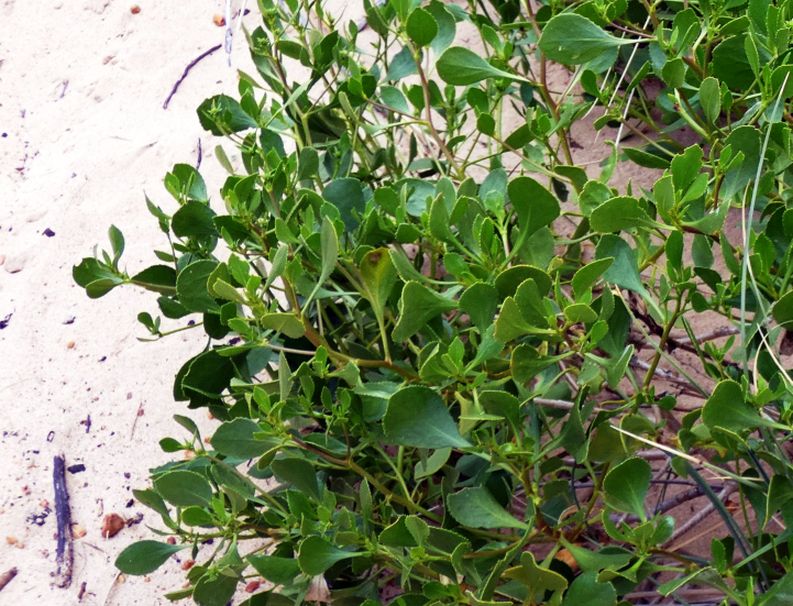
(101, 513), (125, 538)
(213, 14), (225, 26)
(66, 340), (75, 349)
(130, 4), (140, 13)
(245, 581), (262, 593)
(67, 464), (86, 474)
(72, 524), (87, 539)
(42, 228), (55, 237)
(4, 256), (25, 273)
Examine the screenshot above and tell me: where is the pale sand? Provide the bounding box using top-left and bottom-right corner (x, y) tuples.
(0, 1), (263, 603)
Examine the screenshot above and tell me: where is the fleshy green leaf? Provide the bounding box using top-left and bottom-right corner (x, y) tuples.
(508, 177), (560, 237)
(193, 572), (238, 606)
(572, 258), (614, 299)
(504, 552), (568, 591)
(414, 447), (452, 479)
(172, 201), (217, 239)
(115, 540), (185, 575)
(406, 7), (437, 47)
(360, 248), (399, 326)
(562, 572), (617, 606)
(539, 14), (626, 65)
(702, 379), (769, 432)
(323, 178), (366, 230)
(212, 418), (276, 459)
(437, 47), (526, 85)
(392, 281), (457, 341)
(603, 457), (651, 520)
(699, 77), (721, 124)
(197, 94), (257, 135)
(773, 290), (793, 327)
(459, 283), (499, 330)
(153, 470), (213, 507)
(297, 536), (364, 575)
(384, 386), (470, 448)
(307, 215), (338, 305)
(447, 487), (529, 529)
(260, 313), (305, 339)
(272, 457), (321, 499)
(131, 265), (177, 294)
(176, 260), (220, 313)
(590, 196), (652, 232)
(248, 555), (301, 585)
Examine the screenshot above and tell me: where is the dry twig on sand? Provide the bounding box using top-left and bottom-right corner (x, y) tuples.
(53, 455), (74, 588)
(163, 44), (222, 110)
(0, 567), (18, 592)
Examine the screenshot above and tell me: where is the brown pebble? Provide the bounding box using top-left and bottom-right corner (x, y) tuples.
(73, 524), (87, 539)
(213, 14), (225, 26)
(166, 536), (176, 545)
(101, 513), (125, 538)
(245, 580), (262, 593)
(5, 536), (18, 545)
(66, 340), (75, 349)
(130, 5), (140, 13)
(181, 559), (195, 571)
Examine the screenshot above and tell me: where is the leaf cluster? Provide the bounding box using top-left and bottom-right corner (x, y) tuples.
(74, 0), (793, 603)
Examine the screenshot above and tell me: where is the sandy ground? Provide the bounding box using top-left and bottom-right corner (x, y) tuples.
(0, 1), (265, 603)
(0, 1), (734, 604)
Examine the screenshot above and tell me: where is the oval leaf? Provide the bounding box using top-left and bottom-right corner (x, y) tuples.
(297, 536), (364, 575)
(154, 470), (213, 507)
(384, 386), (470, 448)
(115, 540), (185, 575)
(603, 457), (651, 520)
(539, 14), (625, 65)
(702, 379), (766, 433)
(447, 487), (529, 529)
(437, 47), (525, 85)
(212, 418), (275, 459)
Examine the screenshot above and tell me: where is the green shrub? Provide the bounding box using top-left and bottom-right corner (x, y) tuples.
(76, 0), (793, 603)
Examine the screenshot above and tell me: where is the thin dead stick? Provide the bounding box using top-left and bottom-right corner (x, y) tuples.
(130, 402), (144, 439)
(534, 397), (608, 413)
(0, 567), (18, 592)
(53, 455), (74, 588)
(664, 483), (736, 547)
(625, 587), (727, 602)
(674, 326), (740, 345)
(668, 519), (731, 553)
(630, 357), (703, 392)
(163, 44), (222, 110)
(619, 486), (705, 523)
